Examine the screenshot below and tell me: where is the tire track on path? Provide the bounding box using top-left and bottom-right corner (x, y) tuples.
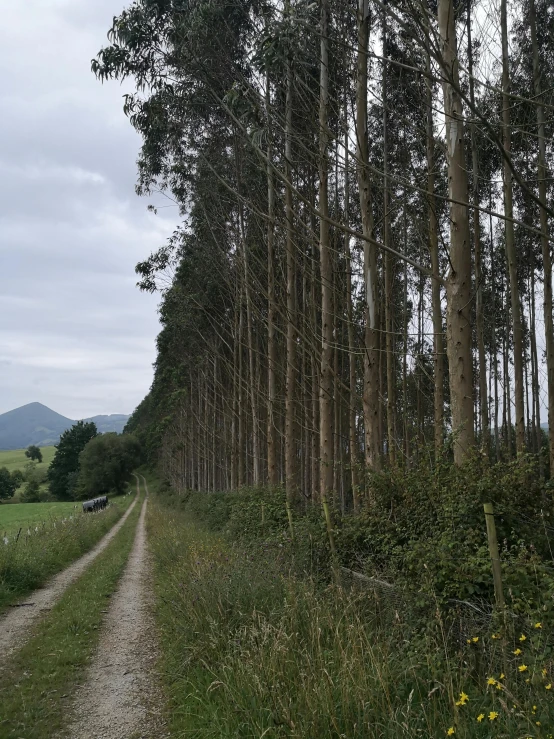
(0, 475), (141, 666)
(64, 476), (166, 739)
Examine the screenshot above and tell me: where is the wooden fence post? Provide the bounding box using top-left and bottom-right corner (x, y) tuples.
(285, 501), (294, 541)
(483, 502), (505, 608)
(322, 495), (339, 583)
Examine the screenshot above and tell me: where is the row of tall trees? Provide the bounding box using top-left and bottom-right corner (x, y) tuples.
(99, 0), (554, 509)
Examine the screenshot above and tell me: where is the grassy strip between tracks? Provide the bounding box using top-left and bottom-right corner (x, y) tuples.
(0, 488), (136, 613)
(0, 489), (143, 739)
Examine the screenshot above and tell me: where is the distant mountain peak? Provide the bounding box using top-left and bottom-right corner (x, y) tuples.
(0, 403), (130, 450)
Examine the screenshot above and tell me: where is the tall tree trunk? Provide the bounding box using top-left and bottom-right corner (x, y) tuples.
(333, 280), (341, 506)
(238, 301), (246, 485)
(437, 0), (475, 463)
(530, 0), (554, 474)
(505, 296), (513, 454)
(501, 0), (525, 454)
(231, 311), (238, 489)
(356, 0), (380, 474)
(467, 8), (489, 456)
(236, 158), (261, 486)
(310, 182), (320, 499)
(284, 27), (299, 506)
(417, 266), (424, 445)
(530, 268), (543, 469)
(319, 0), (334, 505)
(266, 72), (278, 487)
(212, 355), (217, 491)
(402, 198), (410, 462)
(344, 105), (361, 509)
(382, 6), (396, 466)
(425, 50), (444, 457)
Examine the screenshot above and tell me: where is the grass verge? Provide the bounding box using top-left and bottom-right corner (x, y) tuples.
(0, 490), (136, 612)
(149, 496), (554, 738)
(0, 500), (81, 536)
(0, 490), (143, 739)
(0, 495), (131, 536)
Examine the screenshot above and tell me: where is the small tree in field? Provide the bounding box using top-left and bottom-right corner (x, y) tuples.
(0, 467), (17, 500)
(25, 445), (43, 463)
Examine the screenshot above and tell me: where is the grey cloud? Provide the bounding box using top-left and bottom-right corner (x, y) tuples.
(0, 0), (176, 419)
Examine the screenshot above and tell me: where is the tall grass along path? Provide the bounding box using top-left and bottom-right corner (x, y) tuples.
(0, 476), (140, 666)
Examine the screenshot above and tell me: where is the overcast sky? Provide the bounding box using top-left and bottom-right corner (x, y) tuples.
(0, 0), (177, 419)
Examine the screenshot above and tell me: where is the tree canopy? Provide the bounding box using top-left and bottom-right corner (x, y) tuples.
(25, 445), (43, 463)
(47, 421), (98, 500)
(0, 468), (18, 501)
(77, 433), (142, 498)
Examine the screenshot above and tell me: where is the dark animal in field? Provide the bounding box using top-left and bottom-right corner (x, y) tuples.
(82, 495), (108, 512)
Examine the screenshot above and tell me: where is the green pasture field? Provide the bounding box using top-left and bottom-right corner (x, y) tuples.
(0, 501), (80, 536)
(0, 445), (56, 473)
(0, 495), (131, 537)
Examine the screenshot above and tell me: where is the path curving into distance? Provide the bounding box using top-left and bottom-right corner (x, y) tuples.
(64, 475), (166, 739)
(0, 475), (140, 666)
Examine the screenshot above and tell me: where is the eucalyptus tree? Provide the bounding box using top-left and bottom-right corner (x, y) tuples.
(435, 0), (475, 463)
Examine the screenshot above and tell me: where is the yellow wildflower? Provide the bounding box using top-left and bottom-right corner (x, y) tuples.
(546, 683), (552, 690)
(519, 664), (528, 672)
(535, 622), (542, 629)
(513, 648), (523, 655)
(472, 636), (479, 643)
(447, 728), (455, 736)
(487, 677), (496, 686)
(520, 634), (527, 641)
(542, 668), (548, 677)
(476, 713), (485, 722)
(489, 711), (499, 721)
(455, 695), (469, 706)
(491, 633), (500, 639)
(499, 673), (505, 679)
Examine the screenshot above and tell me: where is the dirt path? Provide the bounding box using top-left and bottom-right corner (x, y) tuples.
(64, 478), (166, 739)
(0, 479), (140, 666)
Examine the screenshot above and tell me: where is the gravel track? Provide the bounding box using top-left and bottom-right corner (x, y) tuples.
(64, 477), (166, 739)
(0, 478), (140, 666)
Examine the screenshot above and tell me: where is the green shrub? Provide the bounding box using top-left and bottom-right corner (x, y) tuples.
(20, 479), (41, 503)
